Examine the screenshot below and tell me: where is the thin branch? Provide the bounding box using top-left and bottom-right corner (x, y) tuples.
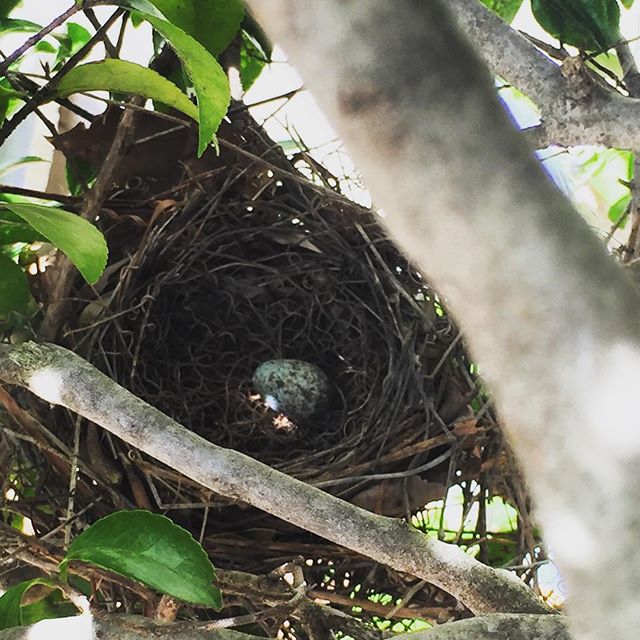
(0, 8), (124, 148)
(38, 101), (139, 342)
(454, 0), (640, 152)
(0, 3), (82, 77)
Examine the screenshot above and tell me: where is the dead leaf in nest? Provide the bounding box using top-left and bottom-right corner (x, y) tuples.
(49, 106), (244, 196)
(452, 418), (478, 437)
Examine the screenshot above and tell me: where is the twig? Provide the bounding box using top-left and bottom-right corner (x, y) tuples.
(308, 586), (441, 621)
(0, 2), (87, 77)
(38, 101), (139, 342)
(0, 8), (124, 148)
(84, 7), (119, 59)
(0, 184), (80, 205)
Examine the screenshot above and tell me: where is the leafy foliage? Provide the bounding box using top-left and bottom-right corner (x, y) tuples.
(0, 0), (253, 328)
(55, 59), (199, 121)
(531, 0), (621, 52)
(60, 510), (222, 608)
(143, 13), (230, 155)
(479, 0), (524, 23)
(2, 203), (108, 284)
(0, 579), (79, 630)
(145, 0), (244, 55)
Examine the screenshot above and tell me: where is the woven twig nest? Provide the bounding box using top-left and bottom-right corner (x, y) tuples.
(79, 160), (473, 490)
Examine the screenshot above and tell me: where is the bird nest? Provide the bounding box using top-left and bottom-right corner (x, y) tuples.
(76, 164), (478, 493)
(1, 112), (537, 630)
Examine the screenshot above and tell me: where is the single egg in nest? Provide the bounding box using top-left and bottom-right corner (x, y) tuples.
(253, 359), (331, 421)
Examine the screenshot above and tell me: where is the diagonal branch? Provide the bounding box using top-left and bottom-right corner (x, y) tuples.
(0, 341), (548, 617)
(454, 0), (640, 152)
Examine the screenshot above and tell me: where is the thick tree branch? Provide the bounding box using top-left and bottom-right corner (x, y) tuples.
(0, 611), (569, 640)
(398, 613), (570, 640)
(0, 341), (547, 616)
(244, 2), (640, 639)
(455, 0), (640, 151)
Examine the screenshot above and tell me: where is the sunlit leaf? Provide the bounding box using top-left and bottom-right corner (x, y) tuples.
(143, 15), (229, 155)
(1, 202), (107, 284)
(146, 0), (244, 55)
(54, 59), (198, 122)
(61, 511), (222, 608)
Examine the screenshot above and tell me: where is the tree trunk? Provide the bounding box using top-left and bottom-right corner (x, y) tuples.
(244, 2), (640, 638)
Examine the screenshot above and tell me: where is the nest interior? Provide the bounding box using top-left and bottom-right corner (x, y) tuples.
(74, 140), (483, 493)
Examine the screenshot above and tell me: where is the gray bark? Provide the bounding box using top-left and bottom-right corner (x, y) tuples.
(396, 613), (570, 640)
(0, 612), (262, 640)
(243, 2), (640, 639)
(454, 0), (640, 151)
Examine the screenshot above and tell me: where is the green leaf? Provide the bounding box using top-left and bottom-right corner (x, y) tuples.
(0, 17), (41, 33)
(35, 40), (57, 54)
(1, 202), (107, 284)
(20, 589), (79, 626)
(143, 15), (230, 156)
(242, 11), (272, 60)
(0, 0), (21, 19)
(531, 0), (620, 52)
(0, 221), (46, 244)
(0, 155), (46, 179)
(240, 30), (267, 91)
(609, 192), (632, 224)
(146, 0), (244, 56)
(0, 253), (32, 320)
(0, 579), (75, 630)
(54, 59), (198, 122)
(621, 0), (635, 7)
(0, 580), (30, 629)
(479, 0), (524, 22)
(52, 22), (92, 69)
(66, 156), (97, 197)
(0, 78), (24, 123)
(61, 511), (222, 608)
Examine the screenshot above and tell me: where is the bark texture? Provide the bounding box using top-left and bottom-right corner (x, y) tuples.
(454, 0), (640, 151)
(243, 2), (640, 639)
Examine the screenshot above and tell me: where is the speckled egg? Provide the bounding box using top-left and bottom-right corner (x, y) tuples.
(253, 359), (330, 420)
